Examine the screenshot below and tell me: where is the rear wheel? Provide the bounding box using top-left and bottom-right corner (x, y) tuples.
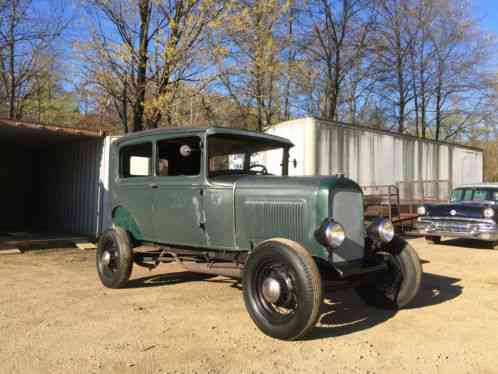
(355, 236), (422, 309)
(425, 235), (440, 244)
(242, 238), (323, 341)
(96, 227), (133, 289)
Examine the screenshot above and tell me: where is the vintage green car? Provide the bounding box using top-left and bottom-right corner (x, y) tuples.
(97, 127), (422, 340)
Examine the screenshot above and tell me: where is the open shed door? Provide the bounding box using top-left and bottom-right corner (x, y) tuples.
(0, 119), (104, 238)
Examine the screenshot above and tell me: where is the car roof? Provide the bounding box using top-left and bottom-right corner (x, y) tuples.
(455, 183), (498, 189)
(115, 126), (294, 147)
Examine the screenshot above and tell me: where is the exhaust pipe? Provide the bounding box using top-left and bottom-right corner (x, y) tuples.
(180, 262), (242, 279)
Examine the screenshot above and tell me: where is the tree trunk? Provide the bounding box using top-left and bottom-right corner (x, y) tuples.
(8, 0), (16, 119)
(131, 0), (151, 132)
(435, 86), (441, 141)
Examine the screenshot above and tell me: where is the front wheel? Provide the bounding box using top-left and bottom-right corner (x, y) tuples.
(242, 238), (323, 341)
(96, 227), (133, 289)
(355, 236), (422, 309)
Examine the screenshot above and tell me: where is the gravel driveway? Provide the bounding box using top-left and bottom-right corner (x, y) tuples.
(1, 237), (497, 374)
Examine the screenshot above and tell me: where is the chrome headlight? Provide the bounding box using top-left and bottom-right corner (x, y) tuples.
(315, 219), (345, 248)
(417, 206), (427, 216)
(367, 218), (395, 243)
(483, 207), (495, 219)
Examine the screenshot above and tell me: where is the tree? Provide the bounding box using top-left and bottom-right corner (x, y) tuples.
(0, 0), (68, 120)
(209, 0), (292, 132)
(370, 0), (414, 133)
(301, 0), (371, 121)
(81, 0), (223, 132)
(428, 0), (493, 141)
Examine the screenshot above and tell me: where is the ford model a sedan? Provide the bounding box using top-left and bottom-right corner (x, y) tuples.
(416, 184), (498, 246)
(97, 127), (422, 340)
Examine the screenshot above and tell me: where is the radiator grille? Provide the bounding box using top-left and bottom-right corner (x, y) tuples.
(244, 200), (305, 243)
(332, 190), (365, 261)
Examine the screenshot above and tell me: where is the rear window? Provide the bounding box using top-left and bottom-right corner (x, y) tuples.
(120, 143), (153, 178)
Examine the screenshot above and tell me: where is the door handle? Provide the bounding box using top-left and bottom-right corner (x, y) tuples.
(149, 183), (158, 189)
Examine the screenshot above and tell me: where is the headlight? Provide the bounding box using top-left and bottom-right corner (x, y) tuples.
(417, 206), (427, 216)
(315, 219), (345, 248)
(483, 207), (495, 219)
(367, 218), (395, 243)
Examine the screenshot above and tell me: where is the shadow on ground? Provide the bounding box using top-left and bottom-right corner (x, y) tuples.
(127, 268), (462, 340)
(126, 271), (217, 288)
(438, 238), (496, 251)
(307, 271), (462, 340)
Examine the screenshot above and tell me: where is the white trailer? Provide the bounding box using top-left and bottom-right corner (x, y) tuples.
(262, 117), (483, 201)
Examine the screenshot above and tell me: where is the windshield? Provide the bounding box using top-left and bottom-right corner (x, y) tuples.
(207, 134), (287, 177)
(450, 188), (498, 203)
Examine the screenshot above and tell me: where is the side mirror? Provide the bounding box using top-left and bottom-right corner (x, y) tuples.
(292, 158), (298, 168)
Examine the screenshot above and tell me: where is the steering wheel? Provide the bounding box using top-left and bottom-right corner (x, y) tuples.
(249, 164), (268, 175)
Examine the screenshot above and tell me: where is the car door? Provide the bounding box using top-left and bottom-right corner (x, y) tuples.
(203, 183), (236, 250)
(152, 135), (207, 247)
(114, 140), (155, 241)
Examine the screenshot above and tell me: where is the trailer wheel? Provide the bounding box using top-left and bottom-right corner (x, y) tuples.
(355, 236), (422, 309)
(242, 238), (323, 340)
(96, 227), (133, 289)
(425, 235), (440, 244)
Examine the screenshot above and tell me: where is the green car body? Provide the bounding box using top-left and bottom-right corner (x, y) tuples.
(99, 126), (422, 341)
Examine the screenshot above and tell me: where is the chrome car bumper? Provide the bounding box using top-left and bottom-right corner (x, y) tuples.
(415, 217), (498, 241)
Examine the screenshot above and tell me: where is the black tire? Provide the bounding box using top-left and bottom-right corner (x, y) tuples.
(96, 227), (133, 289)
(355, 236), (422, 309)
(425, 235), (440, 244)
(242, 238), (323, 341)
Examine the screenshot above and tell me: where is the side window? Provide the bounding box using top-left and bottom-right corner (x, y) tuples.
(473, 189), (487, 201)
(450, 189), (464, 202)
(120, 142), (153, 178)
(463, 189), (473, 201)
(156, 137), (201, 177)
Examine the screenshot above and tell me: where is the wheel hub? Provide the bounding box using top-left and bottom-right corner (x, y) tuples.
(261, 277), (281, 304)
(102, 251), (112, 267)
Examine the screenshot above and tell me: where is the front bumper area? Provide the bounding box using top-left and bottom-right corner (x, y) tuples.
(332, 259), (388, 278)
(415, 217), (498, 241)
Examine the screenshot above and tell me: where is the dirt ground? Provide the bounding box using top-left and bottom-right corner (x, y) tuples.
(1, 237), (498, 374)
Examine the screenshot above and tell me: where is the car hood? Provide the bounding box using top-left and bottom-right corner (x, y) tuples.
(425, 202), (490, 219)
(232, 175), (362, 192)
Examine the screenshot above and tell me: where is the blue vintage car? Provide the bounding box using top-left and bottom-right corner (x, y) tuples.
(416, 183), (498, 245)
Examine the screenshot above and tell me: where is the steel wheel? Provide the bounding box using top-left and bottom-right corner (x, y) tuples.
(243, 238), (323, 340)
(96, 228), (133, 289)
(254, 260), (298, 321)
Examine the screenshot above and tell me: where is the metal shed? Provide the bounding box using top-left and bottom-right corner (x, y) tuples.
(264, 117), (483, 201)
(0, 119), (106, 240)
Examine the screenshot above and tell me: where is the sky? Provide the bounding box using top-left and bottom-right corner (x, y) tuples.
(473, 0), (498, 34)
(473, 0), (498, 68)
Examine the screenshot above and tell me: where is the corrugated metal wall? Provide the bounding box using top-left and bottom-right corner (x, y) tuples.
(265, 118), (483, 190)
(36, 139), (103, 237)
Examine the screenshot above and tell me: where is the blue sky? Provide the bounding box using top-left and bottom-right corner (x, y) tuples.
(472, 0), (498, 69)
(473, 0), (498, 34)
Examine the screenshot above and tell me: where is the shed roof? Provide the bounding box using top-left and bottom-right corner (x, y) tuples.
(0, 118), (104, 147)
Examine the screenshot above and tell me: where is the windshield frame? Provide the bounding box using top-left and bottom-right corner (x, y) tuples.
(206, 133), (290, 179)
